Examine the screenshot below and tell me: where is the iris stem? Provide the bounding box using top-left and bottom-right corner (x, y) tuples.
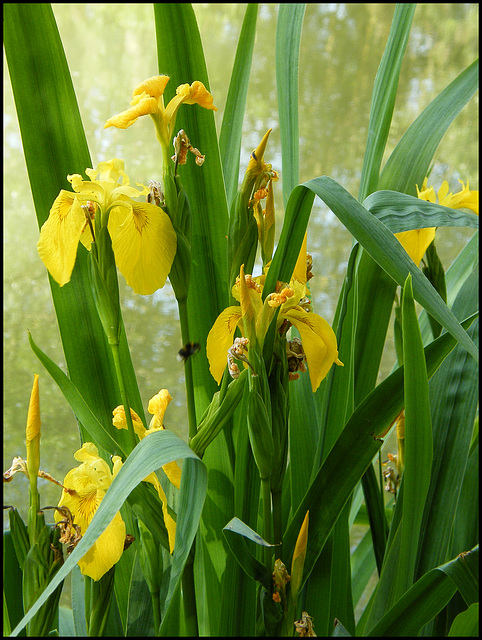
(177, 297), (198, 439)
(261, 476), (273, 568)
(182, 550), (199, 636)
(110, 342), (137, 452)
(151, 591), (161, 633)
(272, 488), (283, 554)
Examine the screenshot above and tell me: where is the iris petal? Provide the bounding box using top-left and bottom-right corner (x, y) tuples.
(206, 307), (243, 383)
(108, 201), (177, 295)
(284, 309), (340, 391)
(37, 192), (90, 286)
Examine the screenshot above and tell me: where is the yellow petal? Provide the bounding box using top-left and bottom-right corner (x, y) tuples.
(395, 228), (436, 266)
(284, 309), (341, 391)
(112, 405), (145, 439)
(292, 233), (308, 287)
(26, 374), (41, 444)
(162, 461), (182, 490)
(143, 473), (176, 553)
(37, 191), (89, 286)
(104, 95), (159, 129)
(440, 179), (478, 215)
(56, 444), (126, 580)
(77, 511), (126, 581)
(246, 129), (272, 174)
(108, 201), (177, 295)
(26, 374), (41, 479)
(178, 80), (218, 111)
(148, 389), (172, 428)
(206, 307), (243, 383)
(291, 511), (309, 598)
(133, 75), (170, 99)
(416, 179), (436, 202)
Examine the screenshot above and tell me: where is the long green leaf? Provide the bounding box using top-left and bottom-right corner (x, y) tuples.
(10, 430), (207, 636)
(416, 268), (479, 577)
(4, 3), (144, 453)
(379, 58), (479, 194)
(358, 3), (415, 200)
(395, 274), (433, 598)
(449, 603), (479, 637)
(364, 190), (479, 232)
(219, 4), (258, 206)
(276, 2), (306, 205)
(366, 546), (478, 637)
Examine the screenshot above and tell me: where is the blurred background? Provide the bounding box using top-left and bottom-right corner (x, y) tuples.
(4, 3), (478, 530)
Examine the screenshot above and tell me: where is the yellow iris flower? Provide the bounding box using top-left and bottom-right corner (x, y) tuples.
(112, 389), (181, 553)
(104, 75), (217, 157)
(55, 443), (125, 581)
(395, 178), (478, 265)
(37, 158), (177, 295)
(207, 265), (343, 392)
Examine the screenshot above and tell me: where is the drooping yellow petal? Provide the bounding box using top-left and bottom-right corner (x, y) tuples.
(37, 191), (91, 286)
(143, 472), (177, 553)
(395, 227), (436, 266)
(284, 309), (342, 391)
(206, 306), (243, 384)
(105, 76), (170, 130)
(147, 389), (173, 430)
(161, 461), (182, 490)
(108, 201), (177, 295)
(177, 80), (218, 111)
(112, 405), (146, 439)
(146, 389), (183, 489)
(104, 95), (160, 130)
(76, 512), (126, 581)
(56, 443), (126, 581)
(398, 177), (478, 265)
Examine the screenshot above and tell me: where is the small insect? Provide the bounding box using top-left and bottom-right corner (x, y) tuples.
(177, 342), (200, 362)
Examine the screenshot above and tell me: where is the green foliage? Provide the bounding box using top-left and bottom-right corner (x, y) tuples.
(4, 2), (478, 637)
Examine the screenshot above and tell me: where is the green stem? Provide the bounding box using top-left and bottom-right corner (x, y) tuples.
(110, 342), (137, 451)
(177, 297), (198, 439)
(151, 591), (161, 633)
(261, 476), (273, 568)
(272, 488), (283, 551)
(181, 551), (199, 636)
